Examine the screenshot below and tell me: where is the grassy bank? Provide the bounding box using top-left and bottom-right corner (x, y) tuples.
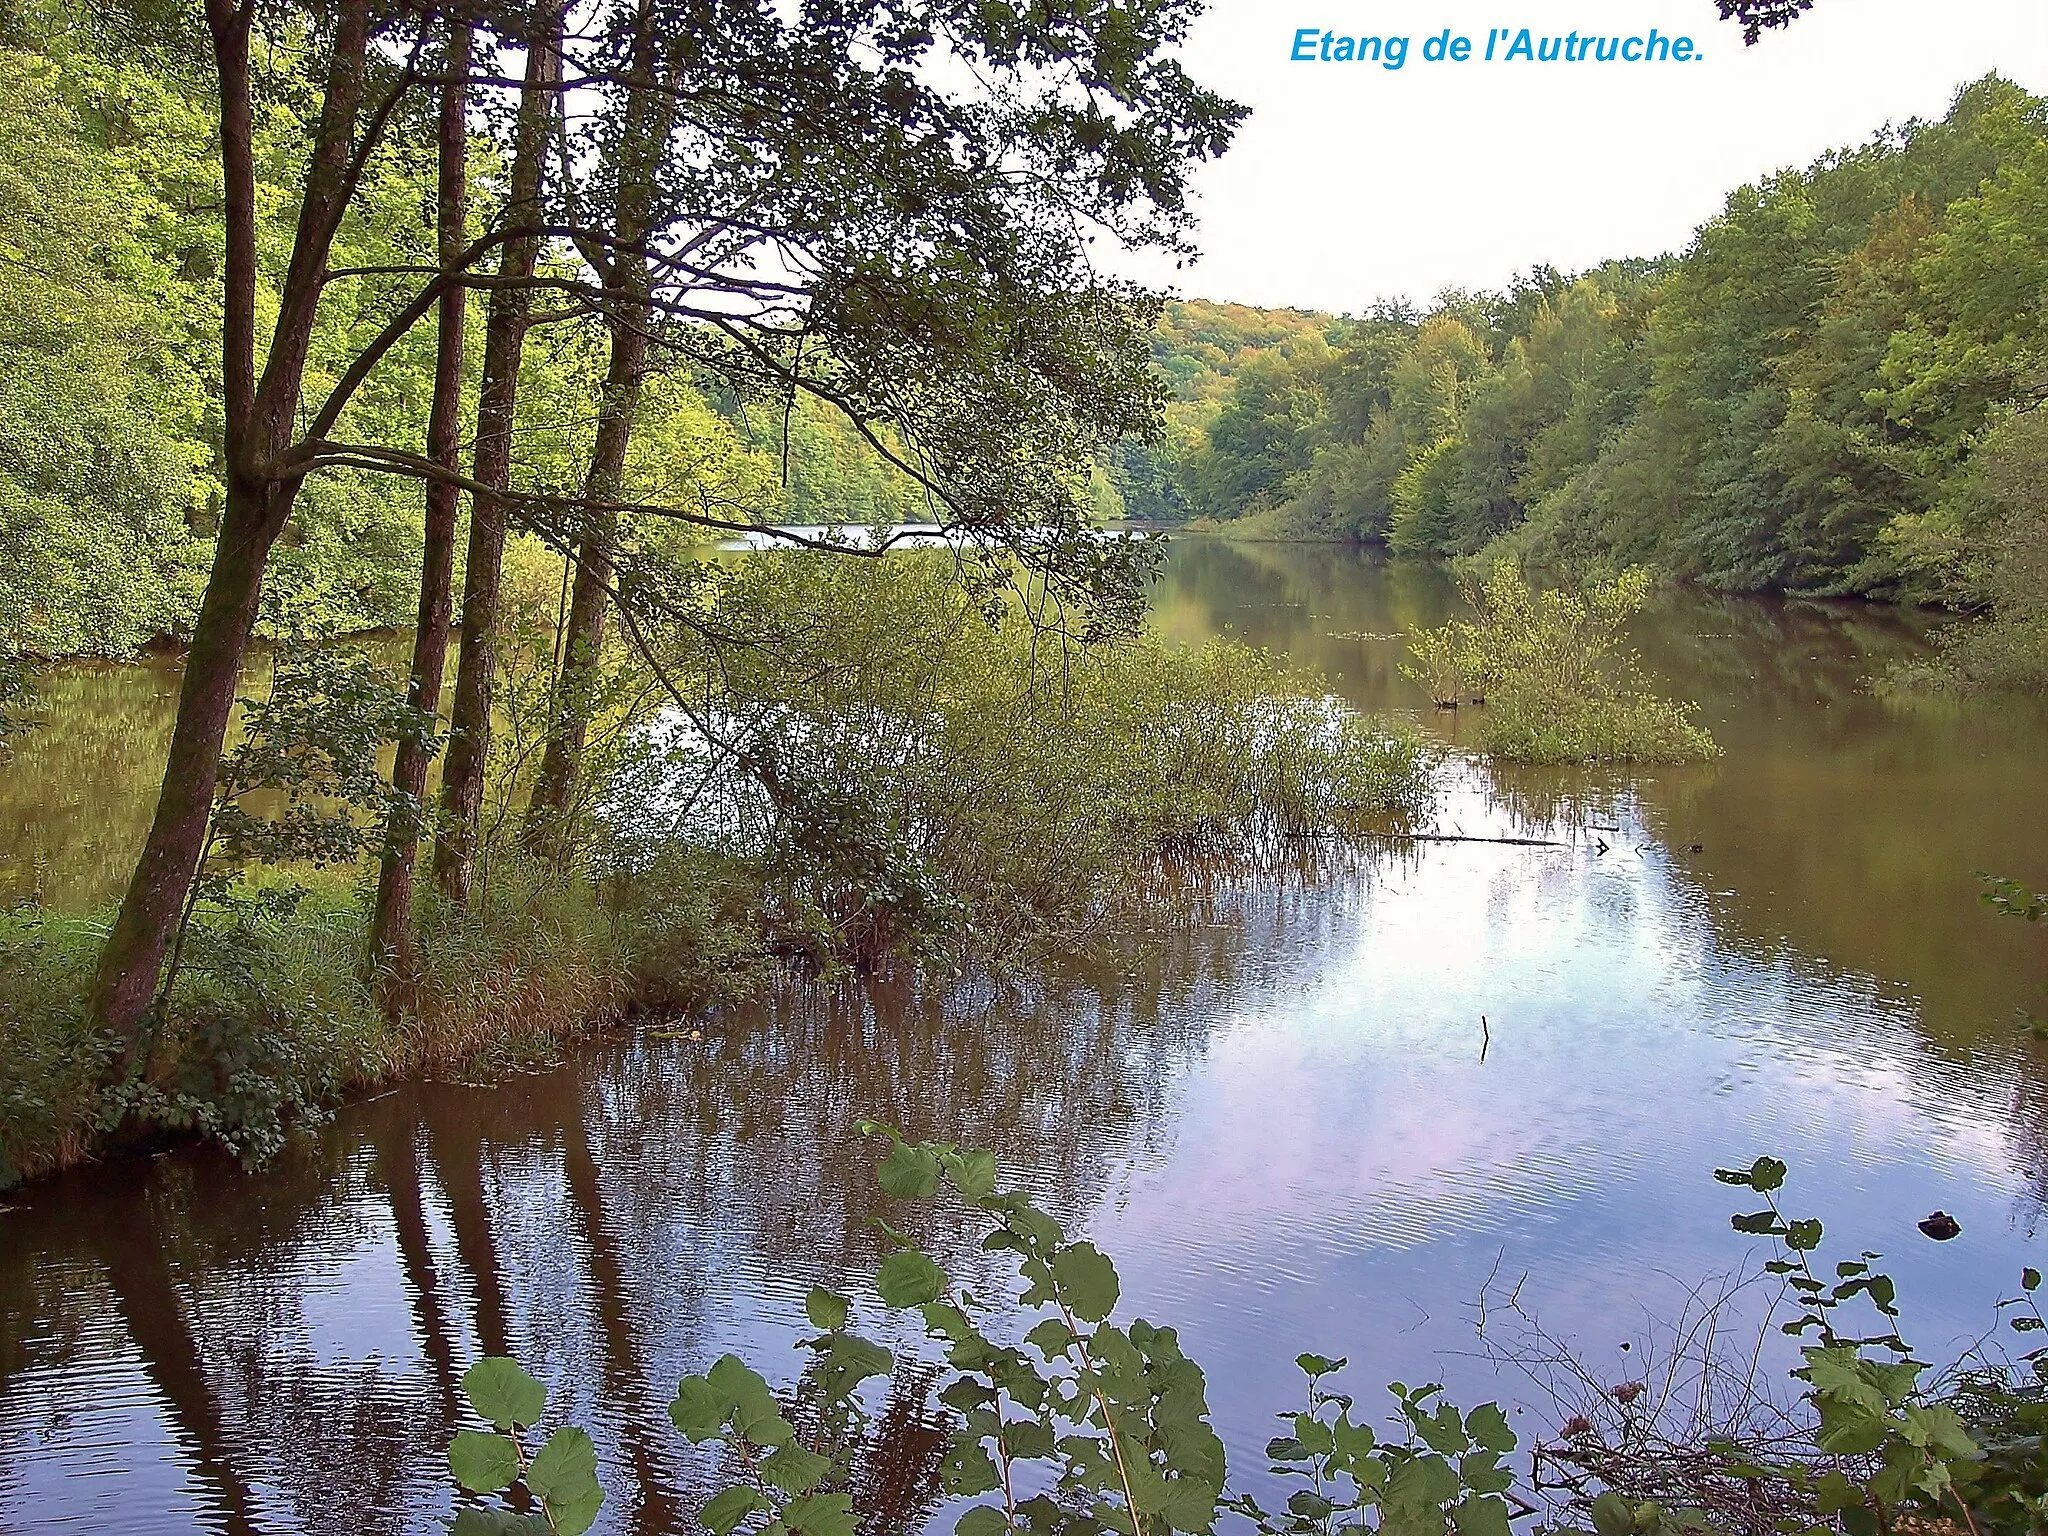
(0, 563), (1434, 1187)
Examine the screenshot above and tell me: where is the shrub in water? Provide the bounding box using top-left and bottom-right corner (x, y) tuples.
(1405, 563), (1718, 764)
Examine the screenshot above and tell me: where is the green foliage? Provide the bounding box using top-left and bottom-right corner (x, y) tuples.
(452, 1128), (1521, 1536)
(1403, 565), (1718, 764)
(617, 553), (1433, 971)
(426, 1132), (2048, 1536)
(1706, 1157), (1987, 1533)
(1886, 411), (2048, 694)
(448, 1358), (605, 1536)
(152, 644), (434, 1024)
(1230, 1365), (1520, 1536)
(0, 43), (213, 658)
(1981, 876), (2048, 925)
(1176, 75), (2048, 661)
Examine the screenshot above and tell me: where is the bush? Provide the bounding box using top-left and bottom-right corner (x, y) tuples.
(1405, 563), (1719, 764)
(617, 553), (1434, 970)
(441, 1126), (1527, 1536)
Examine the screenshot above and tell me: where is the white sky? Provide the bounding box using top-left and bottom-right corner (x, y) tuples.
(1112, 0), (2048, 314)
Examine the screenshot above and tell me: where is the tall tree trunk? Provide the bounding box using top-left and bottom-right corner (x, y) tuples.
(519, 496), (625, 857)
(89, 483), (283, 1048)
(519, 334), (644, 855)
(370, 18), (472, 986)
(435, 1), (564, 902)
(91, 0), (375, 1056)
(521, 0), (663, 859)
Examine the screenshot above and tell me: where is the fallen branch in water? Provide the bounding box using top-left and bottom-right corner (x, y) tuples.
(1363, 831), (1572, 848)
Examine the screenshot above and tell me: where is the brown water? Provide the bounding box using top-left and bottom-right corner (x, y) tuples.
(4, 540), (2048, 1536)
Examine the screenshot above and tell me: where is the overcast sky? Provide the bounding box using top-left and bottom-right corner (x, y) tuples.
(1110, 0), (2048, 314)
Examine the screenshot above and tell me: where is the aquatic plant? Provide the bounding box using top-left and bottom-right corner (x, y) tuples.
(1404, 564), (1719, 764)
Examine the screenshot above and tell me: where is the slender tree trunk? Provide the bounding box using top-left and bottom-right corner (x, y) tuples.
(520, 508), (623, 857)
(435, 1), (564, 902)
(370, 18), (472, 986)
(89, 483), (282, 1049)
(91, 0), (375, 1056)
(521, 0), (663, 858)
(520, 333), (646, 855)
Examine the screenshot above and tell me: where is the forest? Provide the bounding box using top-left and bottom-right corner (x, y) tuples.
(1149, 77), (2048, 690)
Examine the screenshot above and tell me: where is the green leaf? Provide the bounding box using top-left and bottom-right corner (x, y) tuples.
(877, 1249), (946, 1307)
(527, 1427), (604, 1536)
(822, 1333), (893, 1384)
(1902, 1403), (1978, 1461)
(1414, 1400), (1471, 1456)
(1386, 1454), (1461, 1512)
(940, 1438), (1003, 1496)
(705, 1355), (795, 1447)
(806, 1286), (851, 1332)
(671, 1376), (727, 1442)
(708, 1355), (772, 1412)
(785, 1492), (858, 1536)
(1813, 1470), (1863, 1515)
(2026, 1268), (2043, 1292)
(1154, 1472), (1223, 1531)
(449, 1511), (553, 1536)
(1465, 1403), (1516, 1455)
(1007, 1420), (1059, 1460)
(878, 1142), (942, 1200)
(1458, 1451), (1516, 1497)
(1805, 1349), (1888, 1415)
(761, 1443), (835, 1496)
(1749, 1157), (1788, 1192)
(1287, 1491), (1336, 1519)
(1026, 1318), (1075, 1357)
(733, 1394), (797, 1448)
(1455, 1496), (1513, 1536)
(1786, 1219), (1823, 1252)
(462, 1358), (547, 1429)
(1730, 1211), (1779, 1235)
(955, 1506), (1010, 1536)
(1296, 1353), (1346, 1378)
(702, 1486), (769, 1536)
(1049, 1242), (1120, 1323)
(448, 1430), (521, 1494)
(1591, 1491), (1636, 1536)
(948, 1150), (998, 1200)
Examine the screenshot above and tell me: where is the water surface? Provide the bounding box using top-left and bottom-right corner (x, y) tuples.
(4, 540), (2047, 1536)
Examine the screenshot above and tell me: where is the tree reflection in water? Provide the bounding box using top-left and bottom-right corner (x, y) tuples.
(0, 866), (1350, 1535)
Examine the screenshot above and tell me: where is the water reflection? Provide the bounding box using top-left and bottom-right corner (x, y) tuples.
(4, 541), (2048, 1533)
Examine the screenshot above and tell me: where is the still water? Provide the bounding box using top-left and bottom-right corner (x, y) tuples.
(4, 540), (2047, 1535)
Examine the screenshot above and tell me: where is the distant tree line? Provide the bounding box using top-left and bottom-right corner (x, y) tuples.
(1163, 77), (2048, 615)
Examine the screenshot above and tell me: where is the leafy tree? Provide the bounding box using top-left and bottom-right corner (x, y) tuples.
(78, 0), (1247, 1056)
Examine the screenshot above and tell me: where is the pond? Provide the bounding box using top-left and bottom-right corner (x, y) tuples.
(4, 539), (2048, 1535)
